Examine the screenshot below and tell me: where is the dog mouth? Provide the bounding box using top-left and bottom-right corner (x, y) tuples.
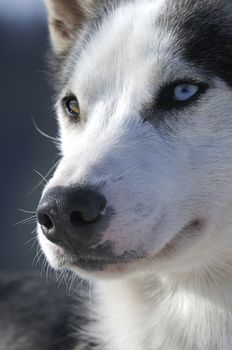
(54, 241), (145, 272)
(56, 251), (140, 272)
(73, 256), (122, 270)
(43, 217), (206, 273)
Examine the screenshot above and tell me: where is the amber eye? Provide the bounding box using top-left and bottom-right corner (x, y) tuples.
(63, 95), (80, 120)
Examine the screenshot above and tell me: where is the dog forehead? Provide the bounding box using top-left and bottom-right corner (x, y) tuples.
(69, 0), (172, 105)
(64, 0), (232, 100)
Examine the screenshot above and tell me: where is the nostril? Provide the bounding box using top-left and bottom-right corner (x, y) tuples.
(70, 193), (107, 225)
(38, 213), (54, 230)
(70, 210), (100, 225)
(70, 211), (84, 225)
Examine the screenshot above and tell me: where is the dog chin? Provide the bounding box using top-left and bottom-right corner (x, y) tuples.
(38, 231), (144, 279)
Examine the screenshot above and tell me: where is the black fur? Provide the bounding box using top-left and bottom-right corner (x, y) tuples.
(170, 0), (232, 86)
(0, 273), (94, 350)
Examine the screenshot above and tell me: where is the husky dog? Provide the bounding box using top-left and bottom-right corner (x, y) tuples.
(15, 0), (232, 349)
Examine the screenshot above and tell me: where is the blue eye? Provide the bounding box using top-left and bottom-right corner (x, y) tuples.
(174, 84), (199, 102)
(156, 81), (208, 111)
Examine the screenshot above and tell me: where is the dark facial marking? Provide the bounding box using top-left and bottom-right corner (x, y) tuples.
(170, 0), (232, 86)
(142, 0), (232, 126)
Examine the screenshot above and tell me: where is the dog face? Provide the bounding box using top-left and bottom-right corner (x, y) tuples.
(38, 0), (232, 279)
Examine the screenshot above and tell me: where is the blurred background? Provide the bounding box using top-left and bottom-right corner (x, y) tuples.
(0, 0), (57, 271)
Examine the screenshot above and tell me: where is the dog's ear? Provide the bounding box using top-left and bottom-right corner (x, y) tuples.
(44, 0), (94, 55)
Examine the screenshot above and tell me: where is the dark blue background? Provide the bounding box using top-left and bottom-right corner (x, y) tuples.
(0, 8), (57, 271)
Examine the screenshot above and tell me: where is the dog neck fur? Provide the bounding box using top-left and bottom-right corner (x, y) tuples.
(89, 261), (232, 350)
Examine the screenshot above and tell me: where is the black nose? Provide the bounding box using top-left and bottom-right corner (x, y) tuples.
(37, 186), (106, 244)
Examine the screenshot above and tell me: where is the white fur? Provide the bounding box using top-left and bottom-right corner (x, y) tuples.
(39, 0), (232, 348)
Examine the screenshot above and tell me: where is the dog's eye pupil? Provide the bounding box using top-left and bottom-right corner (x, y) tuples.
(64, 97), (80, 119)
(174, 84), (199, 102)
(67, 99), (80, 115)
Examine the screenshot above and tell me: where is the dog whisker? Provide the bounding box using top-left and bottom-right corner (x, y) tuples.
(56, 270), (67, 288)
(18, 208), (36, 214)
(24, 228), (38, 247)
(31, 116), (59, 143)
(28, 160), (59, 196)
(14, 215), (37, 226)
(67, 272), (79, 296)
(33, 169), (48, 184)
(24, 235), (37, 246)
(45, 263), (53, 282)
(32, 246), (44, 268)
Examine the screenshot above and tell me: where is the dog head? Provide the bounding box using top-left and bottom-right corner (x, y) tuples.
(37, 0), (232, 279)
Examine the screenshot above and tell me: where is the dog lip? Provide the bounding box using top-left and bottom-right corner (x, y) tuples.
(78, 255), (119, 264)
(70, 256), (121, 270)
(69, 249), (146, 270)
